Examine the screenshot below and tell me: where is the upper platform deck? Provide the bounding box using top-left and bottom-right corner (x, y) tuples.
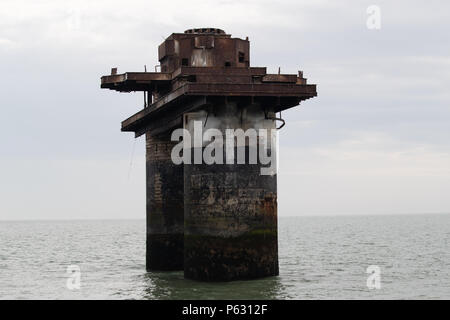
(100, 29), (317, 137)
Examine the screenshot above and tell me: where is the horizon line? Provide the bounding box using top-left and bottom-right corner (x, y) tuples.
(1, 212), (449, 222)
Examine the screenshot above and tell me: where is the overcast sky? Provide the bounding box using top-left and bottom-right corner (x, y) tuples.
(1, 0), (449, 220)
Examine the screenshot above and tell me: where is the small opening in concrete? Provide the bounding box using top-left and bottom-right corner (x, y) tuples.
(238, 52), (245, 63)
(225, 61), (231, 67)
(182, 58), (189, 66)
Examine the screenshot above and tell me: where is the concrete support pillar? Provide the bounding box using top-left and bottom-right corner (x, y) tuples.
(183, 103), (279, 281)
(146, 133), (184, 270)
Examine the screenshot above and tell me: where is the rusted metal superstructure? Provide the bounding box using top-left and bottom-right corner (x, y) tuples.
(101, 28), (316, 281)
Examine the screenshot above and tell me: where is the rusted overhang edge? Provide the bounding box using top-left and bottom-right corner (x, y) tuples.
(185, 83), (317, 96)
(133, 97), (209, 138)
(261, 74), (298, 83)
(121, 85), (189, 132)
(120, 81), (316, 134)
(100, 72), (171, 90)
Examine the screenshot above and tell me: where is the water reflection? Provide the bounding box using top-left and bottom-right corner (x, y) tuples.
(140, 271), (285, 300)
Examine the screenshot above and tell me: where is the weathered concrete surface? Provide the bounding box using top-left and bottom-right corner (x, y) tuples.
(146, 134), (184, 270)
(183, 103), (279, 281)
(184, 163), (278, 281)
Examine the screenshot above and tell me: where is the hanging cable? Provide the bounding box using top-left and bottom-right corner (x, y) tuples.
(127, 138), (137, 180)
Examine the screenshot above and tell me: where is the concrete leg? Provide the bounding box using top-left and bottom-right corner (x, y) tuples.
(183, 103), (279, 281)
(146, 133), (184, 271)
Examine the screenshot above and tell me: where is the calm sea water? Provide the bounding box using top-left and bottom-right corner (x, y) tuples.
(0, 215), (449, 300)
